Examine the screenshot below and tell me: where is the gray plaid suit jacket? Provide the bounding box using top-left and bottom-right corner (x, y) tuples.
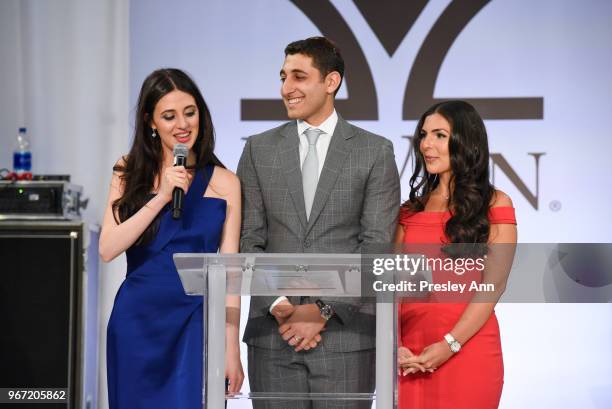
(237, 115), (400, 352)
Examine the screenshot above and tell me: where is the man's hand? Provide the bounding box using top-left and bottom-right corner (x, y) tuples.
(271, 299), (295, 325)
(271, 300), (322, 350)
(278, 304), (326, 352)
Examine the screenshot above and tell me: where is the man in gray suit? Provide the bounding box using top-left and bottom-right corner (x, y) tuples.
(237, 37), (400, 409)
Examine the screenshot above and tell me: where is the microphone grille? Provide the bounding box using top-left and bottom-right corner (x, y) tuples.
(173, 143), (189, 157)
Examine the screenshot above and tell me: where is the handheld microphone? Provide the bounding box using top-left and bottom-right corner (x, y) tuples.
(172, 143), (189, 219)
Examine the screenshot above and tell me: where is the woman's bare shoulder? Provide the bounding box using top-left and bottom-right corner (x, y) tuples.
(490, 190), (513, 208)
(207, 166), (240, 198)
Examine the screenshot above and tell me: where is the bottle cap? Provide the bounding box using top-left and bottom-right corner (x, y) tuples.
(19, 127), (27, 133)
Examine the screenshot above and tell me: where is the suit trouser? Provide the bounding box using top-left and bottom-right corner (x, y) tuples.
(247, 345), (375, 409)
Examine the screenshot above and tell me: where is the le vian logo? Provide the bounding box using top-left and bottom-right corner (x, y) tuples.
(240, 0), (545, 210)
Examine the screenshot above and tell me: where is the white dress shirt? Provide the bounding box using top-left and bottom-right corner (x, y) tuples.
(297, 109), (338, 177)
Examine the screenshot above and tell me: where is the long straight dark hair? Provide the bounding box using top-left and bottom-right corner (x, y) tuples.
(404, 100), (494, 247)
(112, 68), (224, 245)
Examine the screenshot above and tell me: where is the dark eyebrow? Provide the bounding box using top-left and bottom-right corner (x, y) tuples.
(160, 105), (197, 115)
(280, 69), (308, 77)
(431, 128), (450, 134)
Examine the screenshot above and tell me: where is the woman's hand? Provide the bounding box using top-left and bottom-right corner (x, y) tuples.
(100, 158), (186, 262)
(415, 340), (454, 371)
(398, 346), (429, 375)
(157, 165), (192, 202)
(225, 345), (244, 394)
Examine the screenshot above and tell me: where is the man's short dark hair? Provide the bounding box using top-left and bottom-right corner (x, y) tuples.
(285, 37), (344, 95)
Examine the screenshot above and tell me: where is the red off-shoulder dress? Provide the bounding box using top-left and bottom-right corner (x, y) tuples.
(398, 206), (516, 409)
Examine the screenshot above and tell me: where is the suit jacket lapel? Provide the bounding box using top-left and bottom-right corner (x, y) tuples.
(306, 116), (355, 234)
(279, 122), (308, 228)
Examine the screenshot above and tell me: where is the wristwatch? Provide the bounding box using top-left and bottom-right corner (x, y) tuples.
(315, 299), (334, 321)
(444, 333), (461, 353)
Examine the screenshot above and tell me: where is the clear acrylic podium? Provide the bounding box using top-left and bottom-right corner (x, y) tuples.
(174, 253), (395, 409)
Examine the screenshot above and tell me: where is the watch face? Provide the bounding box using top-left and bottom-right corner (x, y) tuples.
(450, 341), (461, 353)
(320, 305), (333, 320)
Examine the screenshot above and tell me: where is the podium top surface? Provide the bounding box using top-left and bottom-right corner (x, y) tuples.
(173, 253), (364, 297)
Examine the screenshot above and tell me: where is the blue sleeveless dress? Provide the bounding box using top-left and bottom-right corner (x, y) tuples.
(107, 165), (226, 409)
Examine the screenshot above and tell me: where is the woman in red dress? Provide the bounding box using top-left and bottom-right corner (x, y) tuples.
(396, 100), (517, 409)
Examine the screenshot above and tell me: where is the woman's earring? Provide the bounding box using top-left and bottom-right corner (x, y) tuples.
(152, 128), (157, 138)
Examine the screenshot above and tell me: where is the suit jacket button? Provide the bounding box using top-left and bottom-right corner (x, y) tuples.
(304, 239), (311, 248)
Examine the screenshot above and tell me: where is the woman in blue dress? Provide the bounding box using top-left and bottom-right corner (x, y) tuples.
(100, 68), (244, 408)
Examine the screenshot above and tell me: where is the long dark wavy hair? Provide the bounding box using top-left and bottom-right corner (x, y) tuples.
(404, 100), (494, 250)
(112, 68), (224, 245)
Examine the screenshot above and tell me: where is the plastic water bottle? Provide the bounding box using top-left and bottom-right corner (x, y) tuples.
(13, 127), (32, 177)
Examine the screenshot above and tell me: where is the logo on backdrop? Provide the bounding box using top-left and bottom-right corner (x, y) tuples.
(240, 0), (545, 209)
